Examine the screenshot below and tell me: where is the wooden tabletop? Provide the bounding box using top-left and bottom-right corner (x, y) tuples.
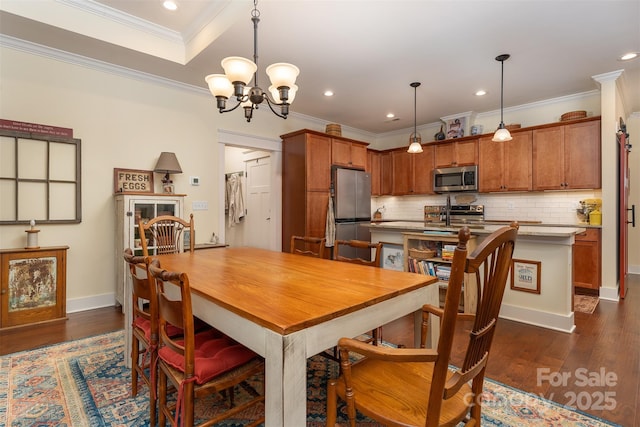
(155, 247), (437, 335)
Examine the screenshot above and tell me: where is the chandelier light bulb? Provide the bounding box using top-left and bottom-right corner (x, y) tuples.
(205, 74), (233, 98)
(221, 57), (257, 86)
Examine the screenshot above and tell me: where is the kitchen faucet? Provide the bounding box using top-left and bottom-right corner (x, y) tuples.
(445, 193), (451, 227)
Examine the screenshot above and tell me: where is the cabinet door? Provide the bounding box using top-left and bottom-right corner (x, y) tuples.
(306, 191), (330, 239)
(434, 142), (456, 168)
(350, 143), (368, 169)
(380, 152), (393, 195)
(455, 139), (479, 166)
(533, 126), (565, 190)
(573, 229), (601, 290)
(306, 134), (332, 191)
(392, 150), (413, 195)
(367, 150), (381, 196)
(412, 145), (435, 194)
(504, 131), (533, 191)
(331, 138), (351, 167)
(564, 120), (601, 189)
(478, 136), (504, 192)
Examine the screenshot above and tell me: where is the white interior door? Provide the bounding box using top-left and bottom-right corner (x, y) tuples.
(245, 156), (271, 249)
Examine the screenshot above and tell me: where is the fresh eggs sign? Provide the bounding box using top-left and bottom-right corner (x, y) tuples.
(113, 168), (154, 193)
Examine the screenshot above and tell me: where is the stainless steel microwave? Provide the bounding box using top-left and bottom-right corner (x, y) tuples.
(433, 165), (478, 193)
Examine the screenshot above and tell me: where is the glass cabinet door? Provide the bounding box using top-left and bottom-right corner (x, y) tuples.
(131, 200), (179, 255)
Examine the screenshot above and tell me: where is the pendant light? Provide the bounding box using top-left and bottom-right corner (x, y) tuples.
(205, 0), (299, 122)
(407, 82), (423, 154)
(492, 54), (513, 142)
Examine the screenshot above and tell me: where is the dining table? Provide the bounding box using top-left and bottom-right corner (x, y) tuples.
(125, 246), (439, 426)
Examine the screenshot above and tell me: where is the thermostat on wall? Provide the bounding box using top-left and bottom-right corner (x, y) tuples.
(190, 176), (200, 186)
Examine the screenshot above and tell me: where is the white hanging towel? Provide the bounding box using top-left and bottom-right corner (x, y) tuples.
(325, 196), (335, 247)
(225, 173), (245, 227)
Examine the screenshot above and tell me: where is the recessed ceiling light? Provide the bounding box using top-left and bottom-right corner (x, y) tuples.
(475, 90), (487, 96)
(163, 1), (178, 11)
(386, 113), (395, 118)
(619, 52), (638, 61)
(324, 90), (334, 97)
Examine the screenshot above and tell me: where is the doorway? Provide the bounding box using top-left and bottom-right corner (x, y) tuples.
(218, 130), (282, 251)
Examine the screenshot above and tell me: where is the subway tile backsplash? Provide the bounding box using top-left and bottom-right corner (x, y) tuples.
(371, 190), (602, 224)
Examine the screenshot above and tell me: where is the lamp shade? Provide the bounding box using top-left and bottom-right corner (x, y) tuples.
(154, 152), (182, 174)
(492, 127), (513, 142)
(266, 63), (300, 88)
(205, 74), (234, 98)
(269, 84), (298, 104)
(221, 56), (257, 85)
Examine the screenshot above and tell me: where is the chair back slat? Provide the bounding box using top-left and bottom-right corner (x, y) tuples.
(123, 248), (155, 328)
(140, 214), (194, 256)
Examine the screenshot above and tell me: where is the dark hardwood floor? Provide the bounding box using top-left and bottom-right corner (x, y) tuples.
(1, 277), (637, 426)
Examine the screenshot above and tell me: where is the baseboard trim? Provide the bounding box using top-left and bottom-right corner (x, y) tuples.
(599, 286), (619, 301)
(499, 303), (575, 333)
(66, 293), (119, 314)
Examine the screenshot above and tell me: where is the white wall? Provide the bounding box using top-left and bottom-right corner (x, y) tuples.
(1, 42), (636, 312)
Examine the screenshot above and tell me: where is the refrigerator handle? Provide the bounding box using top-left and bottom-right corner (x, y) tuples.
(628, 204), (635, 227)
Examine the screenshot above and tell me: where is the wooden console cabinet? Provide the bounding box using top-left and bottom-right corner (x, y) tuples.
(0, 246), (68, 329)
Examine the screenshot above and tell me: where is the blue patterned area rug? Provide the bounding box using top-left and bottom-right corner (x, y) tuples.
(0, 330), (620, 426)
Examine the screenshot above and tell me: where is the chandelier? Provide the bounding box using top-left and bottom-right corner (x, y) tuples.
(205, 0), (299, 122)
(407, 82), (423, 154)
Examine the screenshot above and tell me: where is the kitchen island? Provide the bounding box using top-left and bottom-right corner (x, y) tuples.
(367, 221), (587, 333)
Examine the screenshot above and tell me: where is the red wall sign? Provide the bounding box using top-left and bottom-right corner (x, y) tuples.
(0, 119), (73, 138)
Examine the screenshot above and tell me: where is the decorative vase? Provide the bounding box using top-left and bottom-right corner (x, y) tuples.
(435, 125), (445, 141)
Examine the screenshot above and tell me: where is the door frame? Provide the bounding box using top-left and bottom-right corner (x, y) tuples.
(218, 130), (282, 251)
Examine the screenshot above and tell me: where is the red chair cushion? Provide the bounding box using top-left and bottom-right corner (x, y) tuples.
(133, 316), (184, 341)
(158, 329), (258, 384)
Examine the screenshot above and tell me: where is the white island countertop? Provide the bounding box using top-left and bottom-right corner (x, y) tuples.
(365, 221), (587, 237)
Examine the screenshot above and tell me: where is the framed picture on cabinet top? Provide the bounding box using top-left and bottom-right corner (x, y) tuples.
(446, 117), (466, 139)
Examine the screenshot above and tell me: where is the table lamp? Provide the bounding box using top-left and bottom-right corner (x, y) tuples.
(154, 152), (182, 193)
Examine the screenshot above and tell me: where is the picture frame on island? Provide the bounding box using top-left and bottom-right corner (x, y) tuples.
(510, 259), (541, 294)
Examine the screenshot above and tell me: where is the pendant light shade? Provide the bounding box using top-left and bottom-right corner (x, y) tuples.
(492, 54), (513, 142)
(407, 82), (423, 154)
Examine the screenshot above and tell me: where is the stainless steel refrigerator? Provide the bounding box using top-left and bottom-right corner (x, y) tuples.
(333, 167), (372, 259)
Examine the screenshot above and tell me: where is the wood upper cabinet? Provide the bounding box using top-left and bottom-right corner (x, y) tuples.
(305, 133), (332, 191)
(331, 138), (368, 169)
(380, 152), (393, 195)
(390, 145), (435, 195)
(479, 132), (532, 192)
(367, 150), (381, 196)
(412, 145), (435, 194)
(573, 228), (601, 290)
(434, 138), (478, 168)
(533, 119), (601, 190)
(392, 150), (413, 195)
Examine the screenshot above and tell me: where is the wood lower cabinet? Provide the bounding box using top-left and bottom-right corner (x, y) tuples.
(1, 246), (68, 329)
(479, 131), (532, 192)
(573, 228), (601, 291)
(533, 118), (601, 190)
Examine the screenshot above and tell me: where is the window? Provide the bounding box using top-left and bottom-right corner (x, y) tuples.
(0, 131), (81, 224)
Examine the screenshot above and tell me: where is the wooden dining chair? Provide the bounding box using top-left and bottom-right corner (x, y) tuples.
(326, 223), (518, 427)
(139, 213), (194, 256)
(290, 235), (326, 258)
(149, 264), (265, 427)
(333, 239), (383, 345)
(123, 248), (159, 426)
